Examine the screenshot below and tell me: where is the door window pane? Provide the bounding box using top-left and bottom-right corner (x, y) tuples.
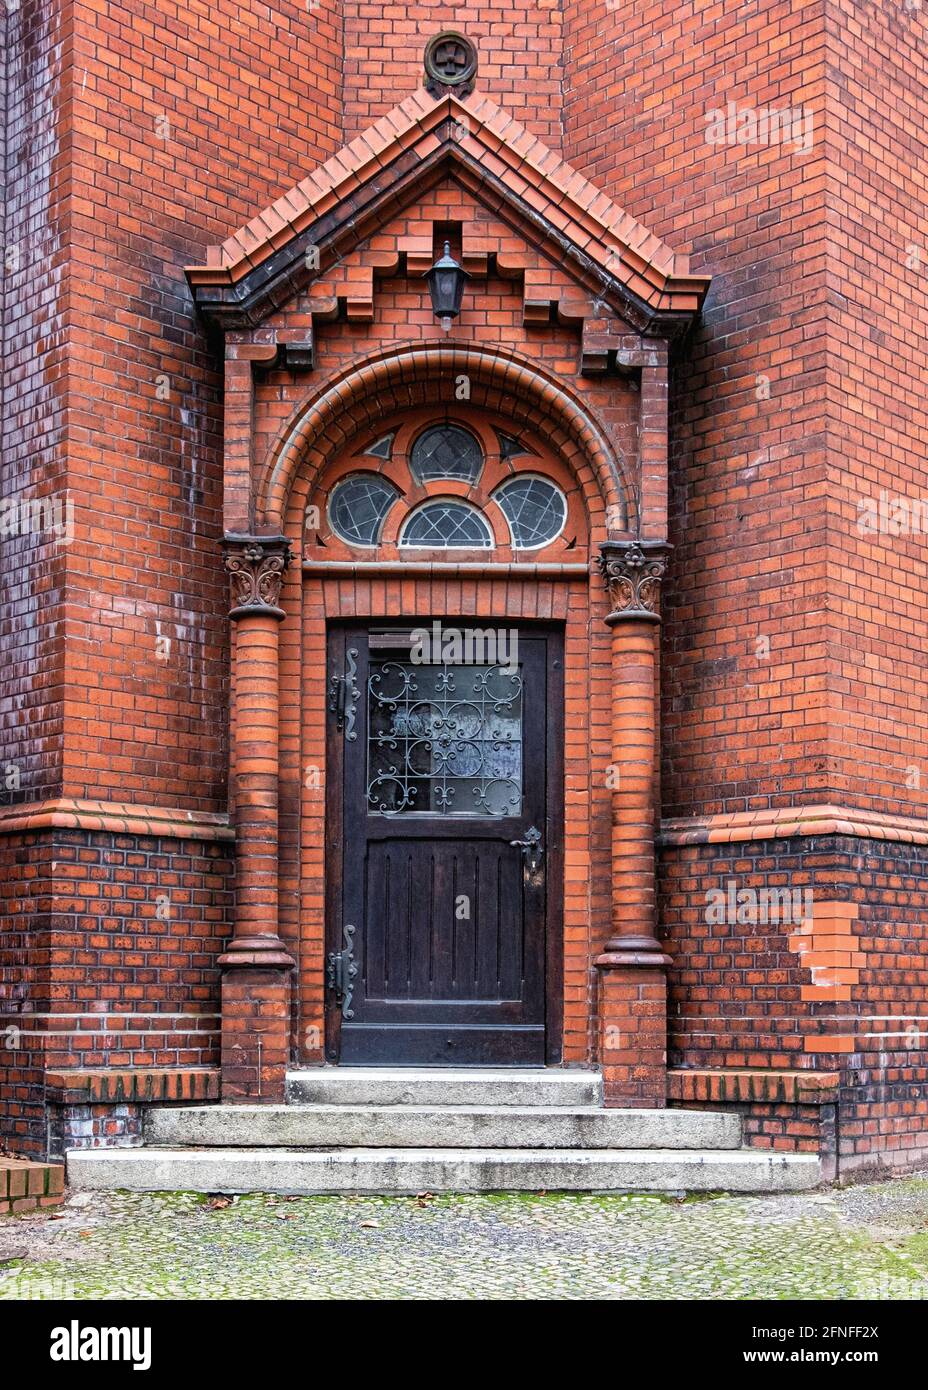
(367, 661), (523, 816)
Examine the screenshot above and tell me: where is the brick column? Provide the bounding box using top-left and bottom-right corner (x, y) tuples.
(596, 541), (671, 1108)
(220, 536), (295, 1102)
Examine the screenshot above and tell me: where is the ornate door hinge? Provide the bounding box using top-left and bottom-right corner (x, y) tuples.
(327, 923), (357, 1018)
(328, 647), (360, 740)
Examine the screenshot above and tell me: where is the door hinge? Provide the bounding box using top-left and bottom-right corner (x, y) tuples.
(329, 647), (361, 741)
(327, 923), (357, 1018)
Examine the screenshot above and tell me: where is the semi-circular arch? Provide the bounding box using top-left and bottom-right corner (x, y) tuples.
(259, 342), (634, 533)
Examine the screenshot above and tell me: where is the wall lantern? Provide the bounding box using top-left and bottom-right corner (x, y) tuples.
(424, 242), (469, 332)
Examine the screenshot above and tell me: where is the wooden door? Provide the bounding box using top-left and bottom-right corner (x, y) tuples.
(325, 622), (563, 1065)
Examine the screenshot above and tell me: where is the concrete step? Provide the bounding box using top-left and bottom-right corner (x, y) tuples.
(67, 1146), (821, 1195)
(285, 1067), (603, 1108)
(146, 1104), (743, 1151)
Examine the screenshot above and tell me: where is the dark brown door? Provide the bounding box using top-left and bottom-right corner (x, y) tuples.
(325, 622), (562, 1065)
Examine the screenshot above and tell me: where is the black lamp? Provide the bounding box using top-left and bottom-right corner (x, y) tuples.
(424, 241), (469, 331)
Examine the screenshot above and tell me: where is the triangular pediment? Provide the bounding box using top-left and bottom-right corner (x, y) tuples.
(186, 88), (709, 336)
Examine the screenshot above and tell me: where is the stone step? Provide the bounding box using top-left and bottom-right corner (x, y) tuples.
(146, 1104), (742, 1151)
(67, 1146), (821, 1195)
(285, 1067), (602, 1108)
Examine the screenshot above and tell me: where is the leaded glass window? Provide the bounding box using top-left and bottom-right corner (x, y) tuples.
(409, 425), (483, 483)
(400, 499), (493, 549)
(367, 661), (523, 815)
(329, 474), (399, 546)
(494, 476), (567, 549)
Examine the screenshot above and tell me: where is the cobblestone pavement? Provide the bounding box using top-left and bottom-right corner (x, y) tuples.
(1, 1179), (927, 1300)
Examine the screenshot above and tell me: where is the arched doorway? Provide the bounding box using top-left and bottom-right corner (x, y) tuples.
(278, 380), (617, 1069)
(307, 408), (586, 1065)
(220, 344), (671, 1101)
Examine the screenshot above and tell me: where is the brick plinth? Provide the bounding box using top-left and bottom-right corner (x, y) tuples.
(599, 966), (668, 1108)
(220, 969), (291, 1102)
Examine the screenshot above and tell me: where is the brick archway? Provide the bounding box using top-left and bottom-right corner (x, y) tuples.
(259, 342), (635, 536)
(219, 348), (670, 1103)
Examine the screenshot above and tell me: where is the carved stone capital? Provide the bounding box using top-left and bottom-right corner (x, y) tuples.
(597, 540), (670, 624)
(222, 535), (292, 619)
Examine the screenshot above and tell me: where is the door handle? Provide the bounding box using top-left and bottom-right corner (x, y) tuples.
(509, 826), (543, 874)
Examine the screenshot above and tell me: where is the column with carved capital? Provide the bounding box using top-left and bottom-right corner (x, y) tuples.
(596, 540), (671, 1107)
(220, 535), (295, 1101)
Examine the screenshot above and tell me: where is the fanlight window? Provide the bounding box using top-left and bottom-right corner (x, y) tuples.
(410, 425), (483, 484)
(400, 499), (494, 549)
(328, 474), (399, 546)
(494, 476), (567, 549)
(324, 425), (570, 551)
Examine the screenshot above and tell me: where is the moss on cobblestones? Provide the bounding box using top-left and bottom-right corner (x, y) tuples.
(0, 1181), (926, 1300)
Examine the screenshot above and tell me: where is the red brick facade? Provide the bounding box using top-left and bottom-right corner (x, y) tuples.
(1, 3), (926, 1178)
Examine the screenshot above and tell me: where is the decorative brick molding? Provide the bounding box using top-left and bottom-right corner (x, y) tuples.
(661, 804), (928, 848)
(185, 89), (710, 329)
(667, 1068), (840, 1106)
(0, 1157), (65, 1215)
(259, 343), (633, 533)
(44, 1068), (221, 1106)
(0, 798), (233, 841)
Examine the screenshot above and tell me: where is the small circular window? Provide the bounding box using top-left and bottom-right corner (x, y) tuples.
(400, 498), (494, 549)
(494, 476), (567, 549)
(409, 424), (483, 484)
(328, 474), (399, 546)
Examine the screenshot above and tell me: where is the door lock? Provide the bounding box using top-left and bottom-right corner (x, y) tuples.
(509, 826), (544, 874)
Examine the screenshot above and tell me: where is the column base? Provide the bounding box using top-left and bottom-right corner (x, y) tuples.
(220, 966), (292, 1103)
(597, 963), (668, 1109)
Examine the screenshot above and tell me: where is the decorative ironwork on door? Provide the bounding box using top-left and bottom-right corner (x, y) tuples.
(366, 661), (523, 816)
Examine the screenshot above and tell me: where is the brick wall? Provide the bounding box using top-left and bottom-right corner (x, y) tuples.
(0, 1), (70, 803)
(44, 0), (342, 812)
(342, 1), (565, 145)
(0, 834), (52, 1156)
(822, 1), (928, 818)
(0, 826), (231, 1152)
(661, 832), (928, 1177)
